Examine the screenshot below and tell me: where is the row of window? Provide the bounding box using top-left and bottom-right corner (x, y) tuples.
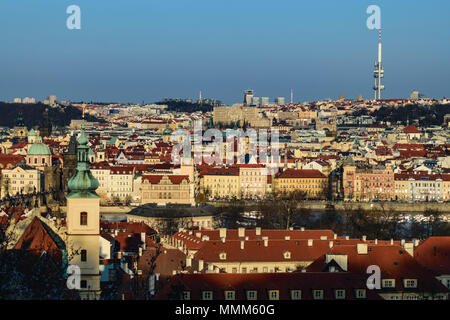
(182, 289), (367, 300)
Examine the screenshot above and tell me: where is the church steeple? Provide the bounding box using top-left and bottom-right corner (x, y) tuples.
(66, 106), (99, 199)
(65, 104), (101, 299)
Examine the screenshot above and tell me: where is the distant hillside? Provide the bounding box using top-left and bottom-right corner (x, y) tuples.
(0, 102), (104, 128)
(354, 104), (449, 127)
(155, 99), (215, 113)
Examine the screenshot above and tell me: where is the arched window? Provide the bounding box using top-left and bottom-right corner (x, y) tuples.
(80, 212), (88, 225)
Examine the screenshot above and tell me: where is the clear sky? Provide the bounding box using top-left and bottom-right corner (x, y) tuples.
(0, 0), (449, 104)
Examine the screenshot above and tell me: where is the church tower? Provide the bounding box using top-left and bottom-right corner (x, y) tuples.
(13, 112), (28, 139)
(66, 107), (101, 299)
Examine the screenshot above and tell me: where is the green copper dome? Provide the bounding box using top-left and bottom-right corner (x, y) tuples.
(27, 138), (51, 156)
(66, 121), (100, 199)
(28, 128), (36, 137)
(163, 122), (172, 135)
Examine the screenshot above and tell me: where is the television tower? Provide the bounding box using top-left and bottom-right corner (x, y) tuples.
(373, 29), (384, 100)
(290, 88), (293, 104)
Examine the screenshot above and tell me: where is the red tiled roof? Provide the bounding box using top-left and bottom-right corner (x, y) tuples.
(414, 237), (450, 274)
(276, 169), (326, 179)
(403, 125), (420, 134)
(142, 174), (189, 184)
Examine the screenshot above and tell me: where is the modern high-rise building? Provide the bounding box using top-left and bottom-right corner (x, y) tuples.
(261, 97), (269, 106)
(243, 89), (254, 106)
(275, 97), (285, 105)
(251, 96), (260, 106)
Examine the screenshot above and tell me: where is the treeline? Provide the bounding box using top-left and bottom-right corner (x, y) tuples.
(0, 102), (104, 129)
(155, 100), (215, 113)
(354, 104), (449, 126)
(221, 193), (450, 240)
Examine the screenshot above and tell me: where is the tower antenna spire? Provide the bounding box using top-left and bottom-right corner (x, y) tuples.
(373, 28), (384, 100)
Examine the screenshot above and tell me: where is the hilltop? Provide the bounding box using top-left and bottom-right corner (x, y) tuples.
(0, 102), (104, 128)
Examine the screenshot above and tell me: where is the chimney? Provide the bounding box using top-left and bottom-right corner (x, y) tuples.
(221, 236), (225, 243)
(362, 235), (367, 242)
(357, 243), (368, 255)
(345, 236), (349, 240)
(240, 240), (245, 250)
(196, 232), (201, 238)
(301, 227), (305, 232)
(285, 236), (290, 241)
(401, 239), (405, 247)
(375, 239), (378, 245)
(390, 239), (394, 245)
(255, 227), (261, 236)
(219, 228), (227, 239)
(186, 257), (192, 267)
(139, 247), (142, 256)
(238, 227), (245, 238)
(198, 260), (204, 271)
(289, 227), (293, 231)
(333, 234), (337, 240)
(413, 239), (420, 247)
(262, 236), (268, 247)
(329, 241), (333, 248)
(307, 239), (313, 247)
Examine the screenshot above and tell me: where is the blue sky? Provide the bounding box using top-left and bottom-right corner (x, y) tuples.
(0, 0), (449, 104)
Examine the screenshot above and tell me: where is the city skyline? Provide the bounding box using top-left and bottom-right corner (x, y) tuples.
(1, 0), (450, 104)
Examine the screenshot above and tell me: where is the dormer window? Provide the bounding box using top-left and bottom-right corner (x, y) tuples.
(182, 291), (190, 300)
(335, 289), (345, 299)
(313, 290), (324, 300)
(202, 291), (213, 300)
(224, 291), (235, 300)
(382, 279), (395, 288)
(246, 290), (257, 300)
(219, 252), (226, 260)
(290, 290), (301, 300)
(283, 251), (291, 259)
(404, 279), (417, 288)
(355, 289), (366, 299)
(268, 290), (279, 300)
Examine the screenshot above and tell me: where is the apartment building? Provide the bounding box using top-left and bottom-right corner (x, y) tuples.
(274, 169), (328, 199)
(140, 174), (193, 205)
